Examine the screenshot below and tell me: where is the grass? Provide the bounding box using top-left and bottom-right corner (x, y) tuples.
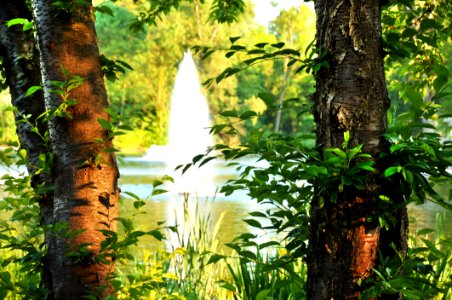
(0, 170), (451, 299)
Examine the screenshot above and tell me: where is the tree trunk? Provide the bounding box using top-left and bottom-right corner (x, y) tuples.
(0, 1), (50, 188)
(0, 1), (55, 290)
(308, 0), (407, 298)
(30, 1), (120, 298)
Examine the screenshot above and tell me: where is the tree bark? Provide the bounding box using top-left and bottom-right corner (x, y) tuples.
(30, 0), (120, 298)
(0, 1), (50, 187)
(308, 0), (407, 298)
(0, 1), (55, 290)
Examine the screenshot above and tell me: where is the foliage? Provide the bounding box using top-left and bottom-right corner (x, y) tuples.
(183, 0), (452, 293)
(94, 1), (318, 151)
(1, 0), (452, 299)
(361, 213), (452, 299)
(212, 233), (307, 299)
(163, 195), (230, 299)
(382, 0), (452, 139)
(95, 1), (259, 150)
(127, 0), (245, 31)
(0, 147), (47, 299)
(0, 93), (17, 145)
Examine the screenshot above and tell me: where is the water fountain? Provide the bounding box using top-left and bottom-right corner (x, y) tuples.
(143, 50), (215, 196)
(120, 51), (271, 249)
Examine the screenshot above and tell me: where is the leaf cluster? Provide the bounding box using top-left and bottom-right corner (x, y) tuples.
(362, 222), (452, 299)
(129, 0), (245, 32)
(0, 148), (47, 298)
(192, 36), (325, 87)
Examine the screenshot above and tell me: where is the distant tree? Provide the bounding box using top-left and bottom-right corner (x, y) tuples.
(268, 5), (315, 133)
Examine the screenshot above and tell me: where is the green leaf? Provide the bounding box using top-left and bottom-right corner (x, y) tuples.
(6, 18), (29, 27)
(384, 166), (399, 177)
(354, 161), (375, 172)
(421, 238), (444, 258)
(259, 241), (280, 249)
(219, 281), (236, 292)
(199, 156), (216, 167)
(248, 49), (266, 55)
(256, 289), (271, 300)
(433, 74), (448, 92)
(207, 254), (226, 265)
(271, 42), (285, 49)
(382, 15), (395, 26)
(148, 229), (164, 241)
(201, 49), (215, 61)
(254, 42), (268, 49)
(343, 131), (350, 146)
(416, 228), (434, 236)
(95, 5), (114, 17)
(239, 250), (256, 261)
(225, 243), (241, 252)
(248, 211), (267, 218)
(220, 110), (238, 118)
(401, 28), (417, 38)
(23, 22), (33, 31)
(25, 86), (42, 97)
(225, 51), (235, 58)
(258, 92), (275, 107)
(192, 154), (204, 164)
(97, 118), (112, 130)
(386, 33), (400, 44)
(420, 19), (438, 31)
(229, 36), (241, 44)
(230, 45), (246, 51)
(123, 191), (141, 201)
(133, 200), (145, 210)
(239, 110), (257, 120)
(152, 189), (167, 196)
(210, 124), (227, 134)
(243, 219), (261, 228)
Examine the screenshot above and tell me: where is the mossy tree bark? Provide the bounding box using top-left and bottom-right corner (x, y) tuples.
(29, 0), (120, 298)
(308, 0), (407, 298)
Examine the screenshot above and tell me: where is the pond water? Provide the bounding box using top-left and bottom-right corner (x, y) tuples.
(118, 157), (452, 253)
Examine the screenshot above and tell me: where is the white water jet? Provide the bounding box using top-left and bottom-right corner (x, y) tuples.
(145, 50), (215, 196)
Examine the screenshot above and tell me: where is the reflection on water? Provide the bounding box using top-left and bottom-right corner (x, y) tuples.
(118, 159), (452, 252)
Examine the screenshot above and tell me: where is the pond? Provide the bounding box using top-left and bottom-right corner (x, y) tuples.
(0, 157), (449, 254)
(118, 157), (452, 254)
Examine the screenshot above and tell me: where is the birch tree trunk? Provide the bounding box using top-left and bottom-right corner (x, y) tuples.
(30, 0), (120, 298)
(0, 1), (54, 289)
(308, 0), (407, 298)
(0, 1), (50, 187)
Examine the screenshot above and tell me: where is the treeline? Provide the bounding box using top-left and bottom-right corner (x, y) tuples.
(96, 1), (316, 153)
